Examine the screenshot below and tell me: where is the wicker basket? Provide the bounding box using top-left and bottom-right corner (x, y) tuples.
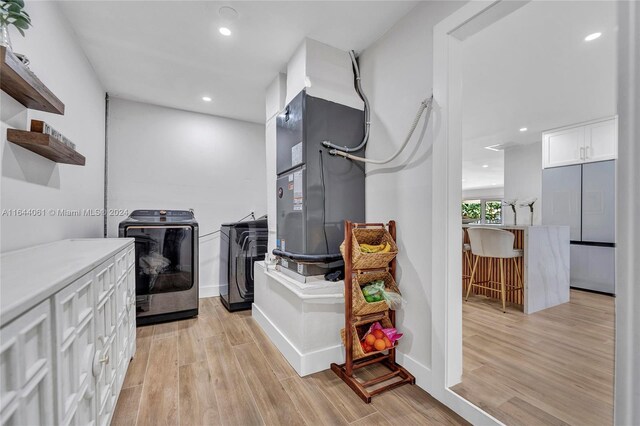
(352, 271), (401, 316)
(340, 316), (396, 360)
(340, 227), (398, 270)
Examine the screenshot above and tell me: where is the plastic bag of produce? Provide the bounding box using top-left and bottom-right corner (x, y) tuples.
(360, 321), (404, 353)
(361, 279), (407, 309)
(382, 290), (406, 310)
(361, 280), (385, 303)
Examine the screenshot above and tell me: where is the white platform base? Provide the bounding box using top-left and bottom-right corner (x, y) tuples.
(252, 304), (344, 376)
(252, 262), (345, 376)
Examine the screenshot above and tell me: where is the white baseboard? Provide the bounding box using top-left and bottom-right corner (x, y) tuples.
(396, 351), (434, 390)
(199, 284), (220, 298)
(252, 303), (344, 376)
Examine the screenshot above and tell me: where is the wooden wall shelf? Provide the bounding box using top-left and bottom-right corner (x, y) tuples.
(7, 129), (85, 166)
(1, 46), (65, 115)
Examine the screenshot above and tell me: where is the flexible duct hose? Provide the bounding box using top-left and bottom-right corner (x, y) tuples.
(330, 95), (434, 165)
(321, 50), (370, 153)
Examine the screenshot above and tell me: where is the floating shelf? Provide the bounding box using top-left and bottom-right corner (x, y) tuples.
(1, 46), (65, 115)
(6, 129), (85, 166)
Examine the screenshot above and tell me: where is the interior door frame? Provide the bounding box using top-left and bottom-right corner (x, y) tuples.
(427, 1), (530, 424)
(433, 1), (639, 425)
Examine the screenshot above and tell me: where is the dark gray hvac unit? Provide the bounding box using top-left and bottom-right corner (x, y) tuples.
(275, 90), (365, 276)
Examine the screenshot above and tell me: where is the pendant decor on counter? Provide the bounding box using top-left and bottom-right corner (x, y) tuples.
(520, 198), (537, 226)
(504, 199), (518, 226)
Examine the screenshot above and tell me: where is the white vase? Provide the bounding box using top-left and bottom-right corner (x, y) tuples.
(0, 22), (11, 50)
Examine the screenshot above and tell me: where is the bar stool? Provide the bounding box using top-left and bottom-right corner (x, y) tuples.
(462, 240), (473, 281)
(465, 227), (524, 312)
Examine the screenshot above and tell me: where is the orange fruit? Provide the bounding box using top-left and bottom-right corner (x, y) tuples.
(372, 329), (385, 339)
(365, 334), (376, 346)
(373, 339), (386, 351)
(383, 337), (392, 348)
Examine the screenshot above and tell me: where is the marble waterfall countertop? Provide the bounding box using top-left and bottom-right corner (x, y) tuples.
(1, 238), (134, 325)
(463, 225), (571, 314)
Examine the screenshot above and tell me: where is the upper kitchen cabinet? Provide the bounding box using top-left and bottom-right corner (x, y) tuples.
(542, 116), (617, 168)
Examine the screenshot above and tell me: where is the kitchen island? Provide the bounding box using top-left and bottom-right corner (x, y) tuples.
(463, 224), (570, 314)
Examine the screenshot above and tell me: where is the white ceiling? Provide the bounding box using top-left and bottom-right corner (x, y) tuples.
(461, 0), (617, 190)
(58, 1), (418, 124)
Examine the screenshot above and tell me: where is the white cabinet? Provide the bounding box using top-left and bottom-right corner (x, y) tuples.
(0, 239), (135, 426)
(0, 301), (54, 426)
(542, 116), (617, 168)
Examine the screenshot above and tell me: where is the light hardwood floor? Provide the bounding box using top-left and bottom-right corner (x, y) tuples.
(112, 297), (468, 426)
(452, 289), (614, 426)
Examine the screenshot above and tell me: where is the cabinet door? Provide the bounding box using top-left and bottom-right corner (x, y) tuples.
(542, 165), (582, 240)
(585, 117), (617, 163)
(0, 300), (54, 426)
(53, 271), (97, 426)
(582, 161), (615, 243)
(570, 245), (615, 294)
(126, 266), (136, 358)
(543, 126), (584, 168)
(94, 290), (117, 426)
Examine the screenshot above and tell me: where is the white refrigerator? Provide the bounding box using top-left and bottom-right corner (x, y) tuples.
(542, 160), (615, 294)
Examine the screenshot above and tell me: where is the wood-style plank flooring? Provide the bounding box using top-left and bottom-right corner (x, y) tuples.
(112, 297), (468, 426)
(452, 289), (614, 426)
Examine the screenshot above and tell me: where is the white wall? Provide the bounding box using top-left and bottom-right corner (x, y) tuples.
(358, 0), (465, 378)
(461, 186), (504, 200)
(503, 141), (542, 225)
(265, 74), (287, 255)
(615, 2), (640, 424)
(1, 2), (106, 252)
(106, 98), (266, 297)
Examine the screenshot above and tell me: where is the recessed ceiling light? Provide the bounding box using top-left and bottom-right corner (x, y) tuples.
(584, 32), (602, 42)
(482, 164), (489, 168)
(202, 96), (212, 102)
(219, 27), (232, 36)
(491, 183), (497, 186)
(519, 127), (528, 132)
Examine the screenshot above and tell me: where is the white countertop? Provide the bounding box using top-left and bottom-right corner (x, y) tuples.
(1, 238), (134, 326)
(462, 224), (566, 230)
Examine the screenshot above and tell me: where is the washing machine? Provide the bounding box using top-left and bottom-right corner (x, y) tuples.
(119, 210), (198, 325)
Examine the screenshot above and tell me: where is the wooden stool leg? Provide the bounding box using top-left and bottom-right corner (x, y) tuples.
(513, 257), (524, 290)
(466, 256), (479, 301)
(500, 258), (506, 313)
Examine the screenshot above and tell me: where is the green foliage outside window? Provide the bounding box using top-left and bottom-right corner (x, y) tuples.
(485, 201), (502, 224)
(461, 199), (502, 224)
(462, 200), (481, 222)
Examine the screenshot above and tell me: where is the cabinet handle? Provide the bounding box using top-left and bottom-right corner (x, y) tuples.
(100, 355), (110, 365)
(585, 145), (590, 159)
(580, 147), (585, 160)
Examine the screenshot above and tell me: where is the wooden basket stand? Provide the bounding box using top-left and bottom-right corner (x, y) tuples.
(331, 220), (415, 403)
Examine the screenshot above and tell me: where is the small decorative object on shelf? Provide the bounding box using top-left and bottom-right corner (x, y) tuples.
(520, 198), (537, 226)
(31, 120), (76, 150)
(503, 199), (518, 225)
(331, 220), (415, 404)
(0, 0), (32, 51)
